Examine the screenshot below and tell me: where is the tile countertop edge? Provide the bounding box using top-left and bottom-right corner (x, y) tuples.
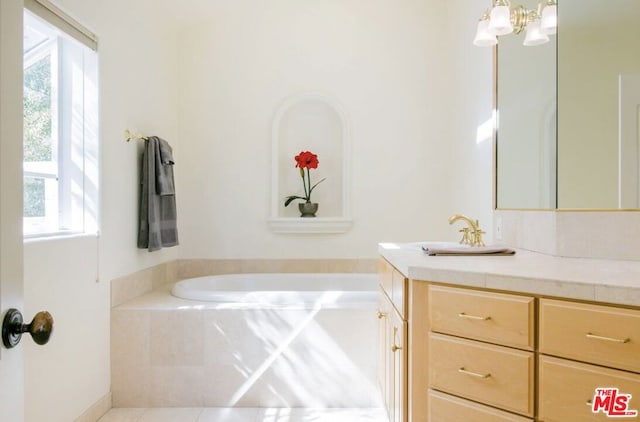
(378, 244), (640, 307)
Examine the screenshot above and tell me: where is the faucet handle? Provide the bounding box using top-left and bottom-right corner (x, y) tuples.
(473, 228), (486, 247)
(458, 227), (472, 245)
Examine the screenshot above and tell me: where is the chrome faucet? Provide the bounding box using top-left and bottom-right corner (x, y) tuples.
(448, 214), (485, 247)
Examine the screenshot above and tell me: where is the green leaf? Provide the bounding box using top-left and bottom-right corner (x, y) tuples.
(308, 178), (326, 195)
(284, 196), (304, 207)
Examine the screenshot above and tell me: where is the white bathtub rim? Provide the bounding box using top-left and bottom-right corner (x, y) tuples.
(170, 272), (377, 308)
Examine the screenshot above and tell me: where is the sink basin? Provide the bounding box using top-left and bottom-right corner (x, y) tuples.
(381, 241), (514, 256)
(407, 241), (470, 251)
(381, 241), (470, 252)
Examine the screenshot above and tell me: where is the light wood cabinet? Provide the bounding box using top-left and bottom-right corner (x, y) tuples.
(378, 256), (640, 422)
(378, 259), (408, 422)
(378, 288), (392, 412)
(390, 308), (407, 422)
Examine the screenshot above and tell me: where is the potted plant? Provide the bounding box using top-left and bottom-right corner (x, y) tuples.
(284, 150), (326, 217)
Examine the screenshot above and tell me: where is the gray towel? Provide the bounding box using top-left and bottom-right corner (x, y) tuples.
(138, 136), (179, 252)
(155, 137), (175, 195)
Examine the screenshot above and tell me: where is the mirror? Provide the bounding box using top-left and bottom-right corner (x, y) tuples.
(496, 0), (640, 209)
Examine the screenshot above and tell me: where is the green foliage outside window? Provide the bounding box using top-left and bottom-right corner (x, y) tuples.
(24, 55), (52, 161)
(23, 54), (53, 218)
(23, 178), (45, 217)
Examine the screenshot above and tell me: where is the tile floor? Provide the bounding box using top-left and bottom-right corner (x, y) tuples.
(98, 407), (389, 422)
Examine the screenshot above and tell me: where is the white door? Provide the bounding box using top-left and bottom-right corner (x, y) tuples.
(619, 74), (640, 208)
(0, 0), (26, 419)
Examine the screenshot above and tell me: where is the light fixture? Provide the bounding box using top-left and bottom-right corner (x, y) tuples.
(523, 19), (549, 46)
(488, 0), (513, 35)
(474, 0), (557, 47)
(473, 11), (497, 47)
(540, 0), (557, 34)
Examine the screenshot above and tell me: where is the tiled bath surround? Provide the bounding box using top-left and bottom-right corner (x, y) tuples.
(111, 259), (377, 307)
(110, 259), (379, 409)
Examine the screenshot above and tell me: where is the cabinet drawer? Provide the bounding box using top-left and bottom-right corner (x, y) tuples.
(540, 299), (640, 372)
(429, 285), (535, 350)
(392, 268), (407, 319)
(428, 390), (533, 422)
(378, 258), (393, 298)
(539, 355), (640, 422)
(429, 333), (534, 417)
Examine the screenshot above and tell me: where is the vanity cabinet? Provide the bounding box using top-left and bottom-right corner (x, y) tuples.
(378, 259), (407, 422)
(378, 256), (640, 421)
(378, 259), (640, 422)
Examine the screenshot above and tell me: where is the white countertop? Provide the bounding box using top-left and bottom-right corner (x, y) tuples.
(378, 243), (640, 307)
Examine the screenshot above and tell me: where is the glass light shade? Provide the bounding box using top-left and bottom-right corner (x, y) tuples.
(473, 20), (497, 47)
(488, 5), (513, 35)
(540, 4), (557, 34)
(523, 20), (550, 46)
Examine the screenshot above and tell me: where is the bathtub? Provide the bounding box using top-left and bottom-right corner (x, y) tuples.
(171, 272), (378, 308)
(112, 272), (382, 408)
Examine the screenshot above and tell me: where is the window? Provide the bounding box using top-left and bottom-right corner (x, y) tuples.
(23, 5), (98, 237)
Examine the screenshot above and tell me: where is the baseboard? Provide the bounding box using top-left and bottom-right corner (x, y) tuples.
(74, 392), (112, 422)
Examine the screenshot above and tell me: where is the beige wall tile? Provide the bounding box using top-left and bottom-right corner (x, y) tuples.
(111, 310), (152, 407)
(150, 310), (204, 367)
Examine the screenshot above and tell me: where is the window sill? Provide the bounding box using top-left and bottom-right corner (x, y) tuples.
(24, 231), (99, 243)
(267, 217), (353, 234)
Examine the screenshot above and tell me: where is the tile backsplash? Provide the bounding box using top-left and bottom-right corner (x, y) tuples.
(496, 209), (640, 261)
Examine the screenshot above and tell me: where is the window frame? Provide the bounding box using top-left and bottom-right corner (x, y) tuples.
(22, 9), (99, 239)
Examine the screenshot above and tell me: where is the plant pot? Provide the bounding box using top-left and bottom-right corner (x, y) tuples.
(298, 202), (318, 218)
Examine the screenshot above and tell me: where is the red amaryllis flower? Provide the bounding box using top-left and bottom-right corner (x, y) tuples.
(295, 151), (319, 169)
(284, 150), (326, 207)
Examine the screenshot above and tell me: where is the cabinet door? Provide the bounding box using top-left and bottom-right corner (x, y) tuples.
(378, 289), (391, 411)
(389, 308), (407, 422)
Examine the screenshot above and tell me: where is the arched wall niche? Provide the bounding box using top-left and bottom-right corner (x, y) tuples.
(268, 93), (353, 234)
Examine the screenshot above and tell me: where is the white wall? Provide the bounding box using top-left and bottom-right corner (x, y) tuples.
(17, 1), (495, 420)
(444, 0), (495, 243)
(177, 0), (460, 259)
(23, 1), (181, 421)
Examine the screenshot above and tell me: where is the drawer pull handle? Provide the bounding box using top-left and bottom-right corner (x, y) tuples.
(391, 344), (402, 353)
(377, 311), (387, 319)
(458, 312), (491, 321)
(586, 400), (593, 406)
(585, 333), (630, 344)
(458, 367), (491, 379)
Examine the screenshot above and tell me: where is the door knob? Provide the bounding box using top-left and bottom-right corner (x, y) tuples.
(2, 308), (53, 349)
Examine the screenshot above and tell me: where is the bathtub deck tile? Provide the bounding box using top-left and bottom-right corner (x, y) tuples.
(99, 407), (389, 422)
(198, 407), (260, 421)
